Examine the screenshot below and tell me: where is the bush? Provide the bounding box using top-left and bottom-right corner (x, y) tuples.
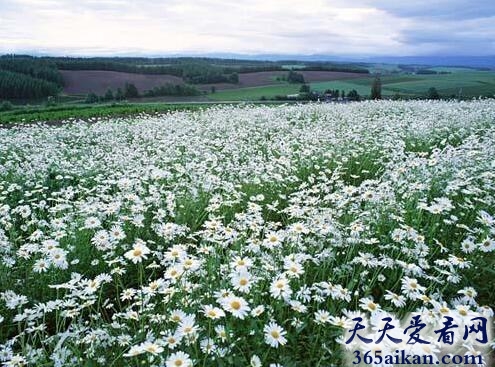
(45, 96), (57, 107)
(347, 89), (360, 101)
(144, 84), (200, 97)
(104, 89), (114, 101)
(287, 70), (305, 83)
(124, 82), (139, 98)
(299, 84), (310, 93)
(427, 87), (440, 100)
(0, 100), (13, 111)
(85, 92), (99, 104)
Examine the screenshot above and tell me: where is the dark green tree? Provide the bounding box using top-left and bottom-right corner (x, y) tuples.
(299, 84), (310, 93)
(115, 88), (124, 101)
(347, 89), (360, 101)
(124, 82), (139, 98)
(46, 96), (57, 107)
(85, 92), (99, 104)
(370, 75), (382, 100)
(0, 100), (13, 111)
(0, 69), (60, 99)
(228, 72), (239, 83)
(427, 87), (440, 100)
(287, 70), (305, 83)
(104, 88), (114, 101)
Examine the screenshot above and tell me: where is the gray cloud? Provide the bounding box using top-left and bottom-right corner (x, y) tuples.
(360, 0), (495, 20)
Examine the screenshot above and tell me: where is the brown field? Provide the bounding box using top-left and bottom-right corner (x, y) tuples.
(197, 70), (366, 91)
(61, 69), (367, 95)
(60, 70), (184, 95)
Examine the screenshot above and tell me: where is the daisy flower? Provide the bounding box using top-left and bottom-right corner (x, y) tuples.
(270, 276), (292, 300)
(221, 295), (250, 319)
(203, 305), (225, 320)
(142, 341), (164, 355)
(84, 216), (101, 229)
(264, 322), (287, 348)
(314, 310), (331, 324)
(165, 351), (192, 367)
(230, 270), (254, 293)
(124, 240), (151, 264)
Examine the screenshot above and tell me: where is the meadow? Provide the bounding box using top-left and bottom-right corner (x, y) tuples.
(210, 69), (495, 100)
(0, 101), (494, 366)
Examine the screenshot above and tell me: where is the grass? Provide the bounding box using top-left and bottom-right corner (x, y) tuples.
(311, 70), (495, 98)
(0, 100), (300, 125)
(382, 71), (495, 97)
(0, 103), (208, 124)
(207, 69), (495, 100)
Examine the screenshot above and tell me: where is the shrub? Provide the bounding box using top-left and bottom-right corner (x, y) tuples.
(0, 100), (13, 111)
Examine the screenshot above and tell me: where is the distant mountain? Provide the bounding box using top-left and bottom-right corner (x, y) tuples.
(4, 50), (495, 69)
(189, 53), (495, 68)
(362, 56), (495, 69)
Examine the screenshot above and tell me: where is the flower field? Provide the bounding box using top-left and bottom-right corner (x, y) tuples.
(0, 100), (494, 366)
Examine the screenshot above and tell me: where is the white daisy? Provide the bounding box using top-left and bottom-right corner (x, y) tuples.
(264, 322), (287, 348)
(165, 351), (192, 367)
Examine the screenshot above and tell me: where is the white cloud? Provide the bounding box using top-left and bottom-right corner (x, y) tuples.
(0, 0), (492, 55)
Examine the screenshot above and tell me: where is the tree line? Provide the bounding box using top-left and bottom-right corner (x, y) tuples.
(0, 70), (60, 99)
(0, 56), (63, 99)
(85, 82), (200, 103)
(0, 56), (64, 86)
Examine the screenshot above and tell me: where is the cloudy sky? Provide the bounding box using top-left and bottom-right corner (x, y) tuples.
(0, 0), (494, 56)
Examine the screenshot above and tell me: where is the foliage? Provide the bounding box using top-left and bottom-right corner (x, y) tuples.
(287, 70), (305, 83)
(300, 63), (370, 73)
(143, 84), (200, 97)
(426, 87), (440, 100)
(370, 75), (382, 99)
(104, 89), (114, 101)
(115, 88), (125, 101)
(85, 92), (100, 104)
(0, 69), (61, 99)
(124, 82), (139, 98)
(416, 69), (438, 75)
(299, 84), (310, 93)
(347, 89), (360, 101)
(0, 100), (13, 112)
(0, 56), (64, 86)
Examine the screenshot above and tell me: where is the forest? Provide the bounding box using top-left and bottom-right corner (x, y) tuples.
(0, 55), (370, 99)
